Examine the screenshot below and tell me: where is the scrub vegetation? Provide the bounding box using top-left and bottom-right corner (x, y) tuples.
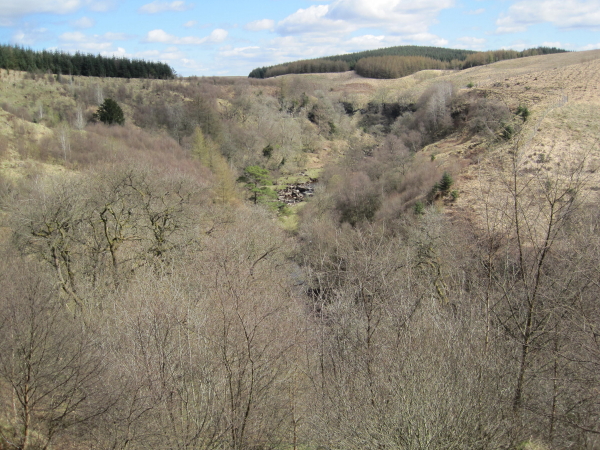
(1, 48), (600, 450)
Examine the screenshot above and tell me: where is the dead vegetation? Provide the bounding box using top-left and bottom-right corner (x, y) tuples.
(1, 50), (600, 449)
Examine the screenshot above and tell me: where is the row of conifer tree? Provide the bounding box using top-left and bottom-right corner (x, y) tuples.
(0, 44), (175, 79)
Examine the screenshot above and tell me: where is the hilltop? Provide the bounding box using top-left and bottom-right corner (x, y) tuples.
(248, 45), (566, 78)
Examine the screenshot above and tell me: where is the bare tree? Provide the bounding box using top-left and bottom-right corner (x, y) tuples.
(201, 208), (303, 450)
(474, 137), (600, 446)
(95, 83), (104, 105)
(73, 105), (86, 130)
(298, 217), (510, 449)
(11, 175), (88, 305)
(56, 124), (71, 161)
(11, 167), (201, 301)
(0, 256), (108, 449)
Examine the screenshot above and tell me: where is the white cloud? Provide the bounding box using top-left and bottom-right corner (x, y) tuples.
(104, 32), (128, 40)
(144, 28), (227, 45)
(77, 42), (113, 51)
(179, 58), (207, 73)
(161, 50), (187, 60)
(138, 0), (192, 14)
(577, 42), (600, 50)
(208, 29), (228, 42)
(541, 41), (567, 47)
(60, 31), (87, 42)
(406, 32), (449, 46)
(345, 32), (448, 49)
(495, 14), (529, 34)
(499, 41), (529, 51)
(260, 35), (344, 62)
(328, 0), (453, 23)
(57, 30), (129, 52)
(86, 0), (115, 12)
(0, 0), (82, 17)
(12, 27), (50, 45)
(277, 5), (349, 35)
(146, 29), (199, 43)
(276, 0), (454, 36)
(219, 46), (261, 57)
(221, 29), (451, 70)
(72, 16), (95, 28)
(494, 25), (528, 34)
(245, 19), (275, 31)
(183, 20), (197, 27)
(345, 34), (387, 48)
(538, 41), (578, 50)
(149, 48), (188, 64)
(496, 0), (600, 33)
(101, 47), (128, 57)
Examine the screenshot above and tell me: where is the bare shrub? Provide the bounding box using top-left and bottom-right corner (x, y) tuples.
(1, 102), (32, 121)
(70, 124), (210, 181)
(331, 171), (381, 226)
(374, 162), (440, 220)
(92, 207), (306, 449)
(413, 81), (455, 139)
(298, 218), (512, 449)
(0, 254), (109, 449)
(467, 97), (512, 138)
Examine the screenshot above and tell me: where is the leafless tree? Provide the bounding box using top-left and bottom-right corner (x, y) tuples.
(298, 216), (511, 449)
(475, 138), (600, 446)
(0, 256), (109, 449)
(56, 124), (71, 161)
(73, 105), (86, 130)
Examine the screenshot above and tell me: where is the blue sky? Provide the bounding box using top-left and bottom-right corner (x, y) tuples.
(1, 0), (600, 76)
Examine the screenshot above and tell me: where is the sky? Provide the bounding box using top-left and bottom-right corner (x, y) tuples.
(1, 0), (600, 76)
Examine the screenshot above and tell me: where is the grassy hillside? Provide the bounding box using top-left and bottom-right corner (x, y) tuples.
(249, 45), (476, 78)
(249, 45), (566, 79)
(1, 50), (600, 450)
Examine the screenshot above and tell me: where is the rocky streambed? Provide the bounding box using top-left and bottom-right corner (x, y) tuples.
(277, 178), (317, 205)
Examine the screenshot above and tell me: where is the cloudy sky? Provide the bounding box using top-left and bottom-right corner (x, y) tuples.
(1, 0), (599, 76)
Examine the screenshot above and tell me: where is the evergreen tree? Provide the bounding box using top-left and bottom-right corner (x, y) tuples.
(93, 98), (125, 125)
(0, 44), (175, 79)
(438, 172), (453, 195)
(238, 166), (277, 205)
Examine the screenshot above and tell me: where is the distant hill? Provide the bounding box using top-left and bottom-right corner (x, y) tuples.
(0, 44), (175, 79)
(248, 45), (567, 79)
(320, 45), (476, 68)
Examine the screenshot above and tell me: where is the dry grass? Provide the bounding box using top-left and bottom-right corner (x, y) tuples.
(289, 50), (600, 233)
(394, 50), (600, 228)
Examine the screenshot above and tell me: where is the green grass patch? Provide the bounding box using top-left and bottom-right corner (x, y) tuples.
(276, 174), (309, 185)
(276, 168), (321, 186)
(278, 202), (305, 232)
